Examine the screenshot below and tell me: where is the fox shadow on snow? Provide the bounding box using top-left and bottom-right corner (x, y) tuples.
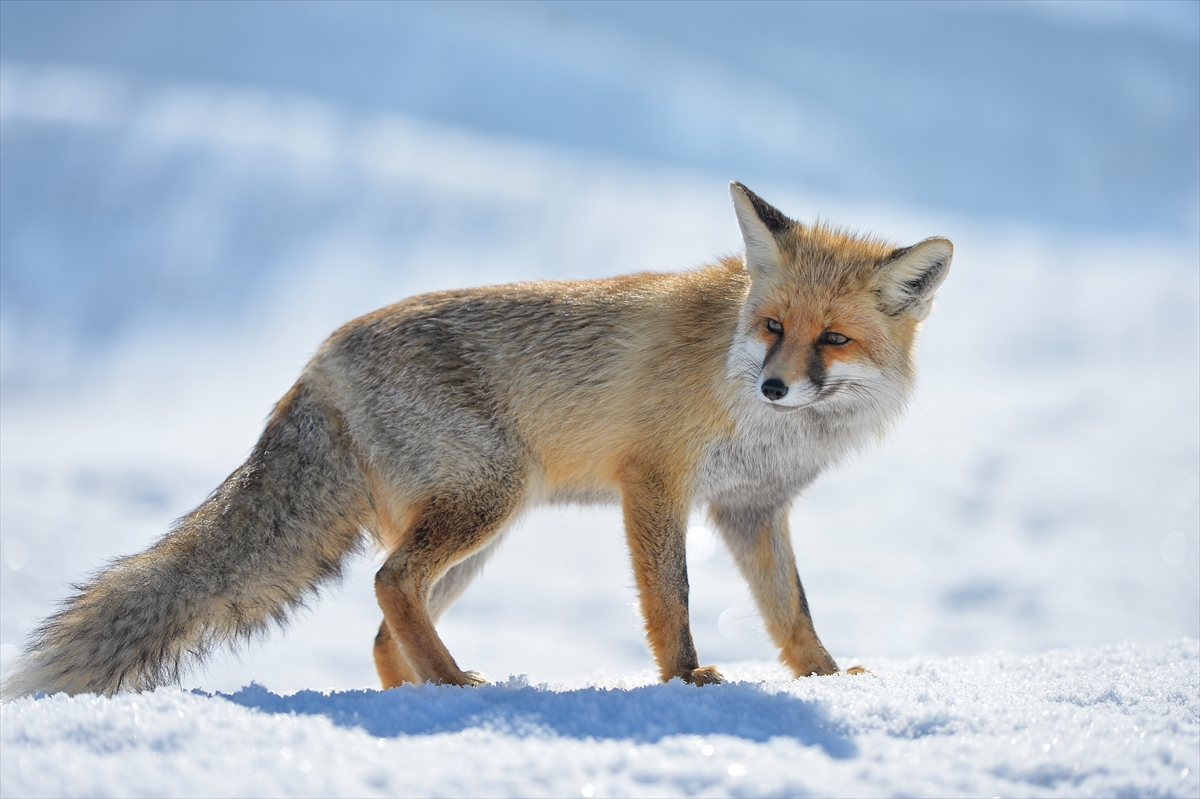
(214, 679), (858, 759)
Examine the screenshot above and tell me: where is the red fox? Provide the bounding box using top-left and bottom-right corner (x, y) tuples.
(2, 183), (951, 696)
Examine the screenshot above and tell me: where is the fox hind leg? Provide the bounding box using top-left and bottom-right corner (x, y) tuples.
(371, 538), (505, 688)
(373, 621), (419, 688)
(709, 502), (838, 677)
(427, 535), (507, 623)
(375, 477), (523, 686)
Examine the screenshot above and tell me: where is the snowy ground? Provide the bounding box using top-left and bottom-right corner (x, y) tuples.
(2, 25), (1198, 799)
(3, 643), (1197, 797)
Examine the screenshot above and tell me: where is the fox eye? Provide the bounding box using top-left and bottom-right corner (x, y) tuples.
(765, 318), (784, 335)
(822, 331), (850, 346)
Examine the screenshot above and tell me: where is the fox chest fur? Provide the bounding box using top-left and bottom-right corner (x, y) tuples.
(695, 404), (851, 510)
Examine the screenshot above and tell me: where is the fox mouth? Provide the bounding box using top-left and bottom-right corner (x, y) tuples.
(768, 403), (802, 413)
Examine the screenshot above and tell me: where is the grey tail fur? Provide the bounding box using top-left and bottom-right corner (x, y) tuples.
(2, 380), (371, 698)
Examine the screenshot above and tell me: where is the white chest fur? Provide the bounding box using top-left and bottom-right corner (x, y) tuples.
(694, 394), (885, 511)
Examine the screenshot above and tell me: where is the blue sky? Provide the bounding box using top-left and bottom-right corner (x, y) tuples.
(3, 0), (1197, 233)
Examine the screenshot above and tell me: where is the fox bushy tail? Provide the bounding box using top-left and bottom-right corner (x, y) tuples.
(2, 380), (371, 698)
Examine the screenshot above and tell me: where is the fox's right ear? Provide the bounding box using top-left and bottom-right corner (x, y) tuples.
(730, 182), (792, 279)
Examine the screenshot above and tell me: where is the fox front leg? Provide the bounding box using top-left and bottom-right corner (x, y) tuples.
(709, 502), (838, 677)
(621, 468), (722, 685)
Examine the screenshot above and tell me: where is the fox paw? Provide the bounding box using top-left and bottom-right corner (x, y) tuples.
(789, 651), (839, 677)
(844, 665), (871, 676)
(683, 665), (724, 686)
(431, 669), (487, 687)
(460, 670), (488, 686)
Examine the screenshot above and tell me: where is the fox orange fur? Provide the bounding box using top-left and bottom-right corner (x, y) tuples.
(3, 182), (951, 697)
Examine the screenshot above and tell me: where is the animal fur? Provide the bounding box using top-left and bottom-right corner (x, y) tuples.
(2, 182), (952, 697)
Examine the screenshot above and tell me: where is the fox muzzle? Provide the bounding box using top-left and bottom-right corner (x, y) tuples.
(760, 378), (788, 401)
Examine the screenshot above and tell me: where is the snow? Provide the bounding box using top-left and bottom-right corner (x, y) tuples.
(2, 5), (1199, 796)
(4, 643), (1197, 797)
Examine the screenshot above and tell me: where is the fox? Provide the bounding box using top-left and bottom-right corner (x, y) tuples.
(2, 182), (951, 697)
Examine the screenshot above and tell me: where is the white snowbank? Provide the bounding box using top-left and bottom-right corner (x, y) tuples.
(3, 641), (1197, 798)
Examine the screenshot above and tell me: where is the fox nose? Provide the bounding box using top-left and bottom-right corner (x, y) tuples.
(760, 378), (788, 401)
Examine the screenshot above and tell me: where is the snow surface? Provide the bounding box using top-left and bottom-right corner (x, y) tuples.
(3, 642), (1197, 797)
(1, 10), (1199, 796)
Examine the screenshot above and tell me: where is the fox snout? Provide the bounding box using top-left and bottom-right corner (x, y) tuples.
(761, 378), (788, 401)
(757, 371), (828, 411)
(758, 375), (809, 412)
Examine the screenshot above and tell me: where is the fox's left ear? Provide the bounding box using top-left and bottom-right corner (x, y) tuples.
(730, 181), (794, 279)
(874, 237), (953, 321)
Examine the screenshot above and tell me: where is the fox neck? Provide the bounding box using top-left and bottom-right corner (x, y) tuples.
(697, 342), (910, 507)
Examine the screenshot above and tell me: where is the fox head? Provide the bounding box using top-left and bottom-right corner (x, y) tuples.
(728, 181), (952, 420)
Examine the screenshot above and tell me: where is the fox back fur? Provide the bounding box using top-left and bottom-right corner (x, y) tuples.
(2, 182), (952, 697)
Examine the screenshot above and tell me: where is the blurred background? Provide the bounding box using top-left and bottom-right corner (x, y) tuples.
(1, 1), (1197, 692)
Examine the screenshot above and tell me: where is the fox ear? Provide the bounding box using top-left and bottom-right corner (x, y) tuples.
(730, 181), (792, 278)
(875, 237), (953, 321)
